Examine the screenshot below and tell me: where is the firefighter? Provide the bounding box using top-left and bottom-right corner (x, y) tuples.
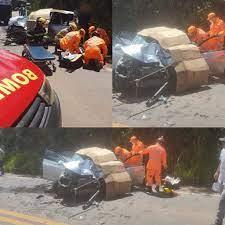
(96, 27), (111, 48)
(207, 12), (225, 51)
(114, 146), (142, 167)
(55, 22), (78, 53)
(114, 146), (131, 163)
(83, 31), (108, 69)
(88, 25), (96, 38)
(130, 136), (145, 155)
(60, 28), (86, 54)
(187, 25), (212, 51)
(142, 136), (167, 192)
(27, 17), (48, 44)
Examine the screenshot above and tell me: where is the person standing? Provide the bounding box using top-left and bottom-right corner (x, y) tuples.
(142, 136), (167, 192)
(207, 12), (225, 51)
(130, 136), (145, 155)
(212, 137), (225, 225)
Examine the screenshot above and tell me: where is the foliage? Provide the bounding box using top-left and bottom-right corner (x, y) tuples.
(1, 129), (112, 175)
(113, 0), (225, 33)
(4, 150), (42, 175)
(28, 0), (112, 30)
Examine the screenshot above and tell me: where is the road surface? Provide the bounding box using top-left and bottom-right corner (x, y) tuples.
(0, 18), (112, 127)
(113, 77), (225, 127)
(0, 174), (221, 225)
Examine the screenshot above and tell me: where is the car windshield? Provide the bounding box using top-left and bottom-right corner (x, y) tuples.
(50, 12), (74, 25)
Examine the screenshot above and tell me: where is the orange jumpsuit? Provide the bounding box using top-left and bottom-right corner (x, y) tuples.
(130, 140), (145, 166)
(84, 36), (108, 66)
(142, 143), (167, 186)
(96, 28), (111, 47)
(208, 18), (225, 51)
(131, 140), (145, 154)
(114, 147), (142, 166)
(189, 28), (214, 52)
(60, 31), (81, 53)
(114, 147), (131, 162)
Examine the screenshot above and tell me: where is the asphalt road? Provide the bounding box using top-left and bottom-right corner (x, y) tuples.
(0, 174), (221, 225)
(0, 17), (112, 127)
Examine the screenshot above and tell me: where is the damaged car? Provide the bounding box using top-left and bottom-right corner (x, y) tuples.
(113, 32), (176, 96)
(43, 150), (105, 208)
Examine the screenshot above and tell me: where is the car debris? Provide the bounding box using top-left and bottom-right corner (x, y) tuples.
(42, 150), (105, 209)
(42, 148), (181, 209)
(5, 16), (27, 45)
(113, 33), (174, 97)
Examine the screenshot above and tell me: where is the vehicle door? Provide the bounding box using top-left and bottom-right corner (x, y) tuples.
(48, 12), (74, 41)
(42, 149), (67, 181)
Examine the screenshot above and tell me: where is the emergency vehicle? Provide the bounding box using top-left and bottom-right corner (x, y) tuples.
(0, 50), (61, 127)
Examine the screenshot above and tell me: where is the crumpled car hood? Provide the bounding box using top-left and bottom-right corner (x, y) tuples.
(63, 154), (104, 179)
(0, 50), (44, 127)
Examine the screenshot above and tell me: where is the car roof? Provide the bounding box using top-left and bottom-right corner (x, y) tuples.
(51, 9), (74, 15)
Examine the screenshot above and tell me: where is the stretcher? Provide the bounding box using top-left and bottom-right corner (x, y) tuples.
(59, 52), (83, 69)
(22, 44), (56, 75)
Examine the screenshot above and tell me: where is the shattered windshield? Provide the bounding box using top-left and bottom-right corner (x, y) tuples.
(120, 34), (173, 66)
(63, 153), (104, 178)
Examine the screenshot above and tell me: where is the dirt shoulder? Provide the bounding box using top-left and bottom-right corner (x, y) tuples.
(113, 80), (225, 127)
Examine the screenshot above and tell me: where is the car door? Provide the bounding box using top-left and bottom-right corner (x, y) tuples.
(42, 150), (66, 181)
(48, 12), (74, 41)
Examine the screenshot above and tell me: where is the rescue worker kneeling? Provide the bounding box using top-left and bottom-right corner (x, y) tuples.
(83, 31), (108, 70)
(141, 136), (167, 193)
(88, 25), (96, 38)
(55, 22), (78, 53)
(60, 28), (86, 54)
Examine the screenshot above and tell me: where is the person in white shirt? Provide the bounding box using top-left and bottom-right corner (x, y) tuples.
(212, 137), (225, 225)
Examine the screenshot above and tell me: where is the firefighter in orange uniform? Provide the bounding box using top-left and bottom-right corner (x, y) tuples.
(130, 136), (145, 155)
(187, 25), (214, 52)
(114, 146), (131, 163)
(141, 136), (167, 192)
(88, 25), (96, 38)
(60, 28), (86, 54)
(96, 27), (111, 48)
(207, 12), (225, 51)
(83, 31), (108, 68)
